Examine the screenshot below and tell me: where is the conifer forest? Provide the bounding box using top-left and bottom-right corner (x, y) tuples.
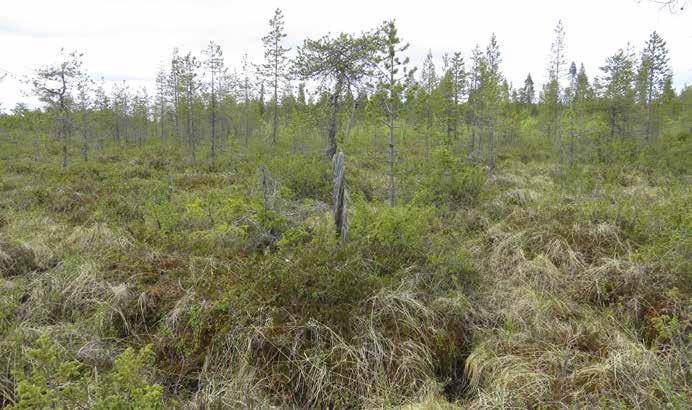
(0, 2), (690, 408)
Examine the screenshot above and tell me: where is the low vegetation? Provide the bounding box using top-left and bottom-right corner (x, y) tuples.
(0, 7), (690, 409)
(0, 124), (689, 407)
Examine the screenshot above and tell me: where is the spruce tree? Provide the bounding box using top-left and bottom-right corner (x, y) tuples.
(599, 46), (636, 141)
(639, 31), (671, 141)
(520, 73), (535, 108)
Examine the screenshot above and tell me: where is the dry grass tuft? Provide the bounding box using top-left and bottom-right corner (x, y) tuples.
(0, 240), (38, 277)
(67, 222), (134, 252)
(462, 166), (690, 408)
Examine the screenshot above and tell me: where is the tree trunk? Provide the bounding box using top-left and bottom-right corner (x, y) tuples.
(272, 80), (278, 145)
(82, 108), (88, 161)
(388, 114), (395, 208)
(487, 122), (495, 178)
(326, 79), (342, 159)
(332, 152), (347, 242)
(211, 69), (216, 165)
(344, 99), (357, 145)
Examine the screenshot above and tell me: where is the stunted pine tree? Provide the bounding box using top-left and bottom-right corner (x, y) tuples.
(546, 20), (567, 160)
(564, 62), (579, 167)
(258, 8), (291, 145)
(155, 64), (168, 142)
(31, 49), (84, 168)
(131, 87), (150, 148)
(75, 74), (93, 161)
(448, 52), (467, 141)
(179, 52), (201, 162)
(203, 41), (225, 165)
(169, 48), (182, 143)
(419, 50), (437, 158)
(479, 34), (503, 177)
(93, 79), (111, 150)
(439, 54), (455, 145)
(241, 52), (255, 150)
(293, 30), (380, 158)
(467, 45), (484, 156)
(376, 20), (414, 208)
(112, 80), (131, 144)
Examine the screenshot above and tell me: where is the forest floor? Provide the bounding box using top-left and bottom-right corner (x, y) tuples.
(0, 135), (689, 408)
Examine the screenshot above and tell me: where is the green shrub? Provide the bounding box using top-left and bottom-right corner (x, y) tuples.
(351, 200), (434, 265)
(93, 345), (163, 409)
(423, 147), (485, 208)
(272, 155), (331, 202)
(10, 335), (85, 410)
(10, 336), (163, 410)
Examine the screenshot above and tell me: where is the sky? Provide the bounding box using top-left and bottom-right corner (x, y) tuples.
(1, 0), (690, 110)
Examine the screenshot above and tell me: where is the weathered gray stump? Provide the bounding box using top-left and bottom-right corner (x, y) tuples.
(332, 152), (348, 242)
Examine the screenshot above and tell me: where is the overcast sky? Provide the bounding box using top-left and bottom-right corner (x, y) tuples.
(1, 0), (690, 110)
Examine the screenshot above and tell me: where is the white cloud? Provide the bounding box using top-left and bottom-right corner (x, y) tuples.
(1, 0), (690, 110)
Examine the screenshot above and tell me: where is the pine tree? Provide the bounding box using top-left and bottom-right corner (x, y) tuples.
(241, 53), (254, 150)
(76, 74), (92, 161)
(112, 81), (131, 145)
(258, 8), (291, 145)
(448, 52), (467, 142)
(419, 50), (437, 158)
(376, 20), (414, 207)
(546, 20), (567, 160)
(467, 45), (484, 156)
(132, 86), (149, 148)
(439, 53), (455, 145)
(31, 49), (85, 168)
(203, 41), (224, 165)
(293, 30), (380, 158)
(564, 62), (579, 167)
(480, 34), (503, 176)
(155, 64), (167, 142)
(93, 78), (111, 151)
(178, 52), (201, 162)
(169, 48), (182, 143)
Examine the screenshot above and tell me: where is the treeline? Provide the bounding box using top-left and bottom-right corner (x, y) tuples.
(1, 10), (689, 175)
